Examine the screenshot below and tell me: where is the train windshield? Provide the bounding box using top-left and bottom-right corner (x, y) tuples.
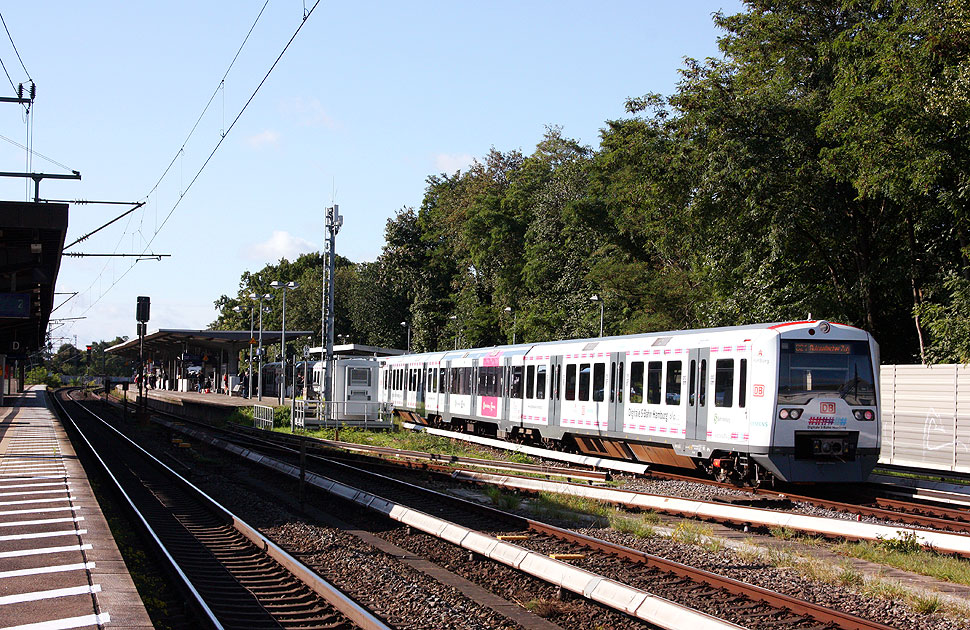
(778, 340), (875, 406)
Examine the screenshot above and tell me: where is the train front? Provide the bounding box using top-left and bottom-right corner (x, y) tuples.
(752, 321), (881, 483)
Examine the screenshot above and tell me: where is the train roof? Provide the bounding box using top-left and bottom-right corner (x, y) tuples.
(381, 320), (870, 363)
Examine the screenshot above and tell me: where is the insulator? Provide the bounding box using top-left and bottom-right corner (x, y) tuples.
(17, 83), (22, 98)
(29, 83), (35, 100)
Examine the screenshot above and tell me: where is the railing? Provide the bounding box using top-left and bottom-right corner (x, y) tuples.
(253, 404), (274, 431)
(292, 400), (392, 431)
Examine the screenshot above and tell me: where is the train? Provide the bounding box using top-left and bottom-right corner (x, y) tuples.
(378, 320), (881, 484)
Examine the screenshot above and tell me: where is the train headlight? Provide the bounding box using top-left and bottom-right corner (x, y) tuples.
(853, 410), (863, 420)
(789, 409), (802, 419)
(817, 320), (831, 334)
(779, 408), (789, 419)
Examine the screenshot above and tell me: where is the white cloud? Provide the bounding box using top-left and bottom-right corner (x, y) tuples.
(435, 153), (474, 174)
(280, 97), (336, 128)
(246, 129), (280, 148)
(246, 231), (317, 262)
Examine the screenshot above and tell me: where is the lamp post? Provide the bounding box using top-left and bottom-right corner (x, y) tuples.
(271, 280), (299, 404)
(504, 306), (517, 345)
(234, 297), (257, 399)
(256, 293), (271, 401)
(590, 294), (604, 337)
(400, 321), (410, 353)
(449, 315), (458, 350)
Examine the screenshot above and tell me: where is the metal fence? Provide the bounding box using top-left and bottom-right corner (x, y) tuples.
(253, 404), (274, 431)
(295, 400), (392, 430)
(879, 364), (970, 472)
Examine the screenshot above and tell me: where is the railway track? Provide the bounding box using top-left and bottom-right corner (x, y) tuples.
(152, 410), (898, 630)
(52, 389), (387, 630)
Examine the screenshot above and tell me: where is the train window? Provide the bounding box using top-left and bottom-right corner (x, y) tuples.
(665, 361), (682, 405)
(593, 363), (605, 402)
(647, 361), (662, 404)
(617, 361), (624, 404)
(350, 368), (371, 387)
(450, 368), (459, 394)
(630, 361), (644, 404)
(739, 359), (747, 408)
(536, 365), (547, 400)
(439, 368), (446, 393)
(565, 364), (577, 401)
(510, 366), (523, 398)
(689, 360), (696, 406)
(462, 367), (472, 395)
(610, 362), (616, 402)
(715, 359), (734, 407)
(579, 364), (591, 401)
(699, 360), (708, 406)
(526, 365), (535, 400)
(554, 364), (561, 400)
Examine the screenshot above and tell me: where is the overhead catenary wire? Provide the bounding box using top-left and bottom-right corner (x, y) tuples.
(0, 12), (31, 81)
(75, 0), (323, 319)
(63, 0), (275, 325)
(144, 0), (270, 200)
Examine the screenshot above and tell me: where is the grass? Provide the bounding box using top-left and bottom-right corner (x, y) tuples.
(736, 537), (970, 619)
(832, 538), (970, 586)
(298, 425), (539, 463)
(484, 486), (521, 511)
(609, 514), (658, 539)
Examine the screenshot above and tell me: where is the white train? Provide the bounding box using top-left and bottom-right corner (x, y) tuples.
(378, 320), (880, 484)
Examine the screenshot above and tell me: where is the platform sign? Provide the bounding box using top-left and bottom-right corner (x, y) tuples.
(0, 293), (30, 318)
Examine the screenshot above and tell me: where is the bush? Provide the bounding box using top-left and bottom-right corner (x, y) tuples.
(25, 367), (61, 388)
(273, 405), (291, 428)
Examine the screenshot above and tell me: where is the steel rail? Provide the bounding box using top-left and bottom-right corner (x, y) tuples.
(58, 389), (390, 630)
(49, 390), (224, 630)
(161, 413), (894, 630)
(233, 423), (609, 481)
(525, 522), (895, 630)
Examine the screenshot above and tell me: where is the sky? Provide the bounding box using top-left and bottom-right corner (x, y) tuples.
(0, 1), (743, 349)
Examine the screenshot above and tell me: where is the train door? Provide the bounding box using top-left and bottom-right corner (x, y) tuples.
(441, 360), (451, 421)
(687, 348), (711, 440)
(417, 363), (426, 415)
(501, 357), (513, 427)
(548, 355), (562, 426)
(470, 359), (479, 418)
(608, 352), (626, 433)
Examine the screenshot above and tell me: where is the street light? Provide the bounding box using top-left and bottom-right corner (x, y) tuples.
(449, 315), (458, 350)
(504, 306), (517, 345)
(255, 293), (271, 401)
(590, 294), (604, 337)
(270, 280), (299, 404)
(235, 296), (258, 399)
(400, 321), (410, 353)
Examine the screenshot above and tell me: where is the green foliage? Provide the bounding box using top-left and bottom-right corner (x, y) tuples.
(272, 405), (290, 429)
(207, 3), (969, 363)
(878, 530), (923, 554)
(917, 271), (970, 363)
(483, 486), (521, 511)
(25, 367), (61, 388)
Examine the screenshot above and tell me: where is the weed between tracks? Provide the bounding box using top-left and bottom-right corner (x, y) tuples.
(741, 533), (970, 621)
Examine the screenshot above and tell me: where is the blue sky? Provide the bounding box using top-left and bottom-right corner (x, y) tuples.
(0, 1), (742, 348)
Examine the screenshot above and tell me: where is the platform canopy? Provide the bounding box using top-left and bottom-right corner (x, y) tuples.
(106, 328), (315, 360)
(0, 201), (69, 359)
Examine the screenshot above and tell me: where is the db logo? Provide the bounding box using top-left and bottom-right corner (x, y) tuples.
(753, 385), (765, 397)
(820, 402), (836, 414)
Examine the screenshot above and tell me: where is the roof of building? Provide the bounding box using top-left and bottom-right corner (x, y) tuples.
(106, 328), (316, 358)
(307, 343), (404, 357)
(0, 201), (69, 359)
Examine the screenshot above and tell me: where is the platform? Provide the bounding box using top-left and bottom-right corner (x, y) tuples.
(0, 386), (152, 629)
